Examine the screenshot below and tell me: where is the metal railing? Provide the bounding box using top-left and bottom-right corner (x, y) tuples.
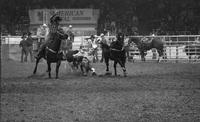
(1, 35), (200, 62)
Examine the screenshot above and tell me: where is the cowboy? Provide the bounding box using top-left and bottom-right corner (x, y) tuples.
(25, 32), (34, 62)
(98, 33), (107, 62)
(35, 13), (63, 59)
(19, 33), (28, 62)
(36, 23), (49, 48)
(66, 25), (74, 50)
(88, 35), (99, 62)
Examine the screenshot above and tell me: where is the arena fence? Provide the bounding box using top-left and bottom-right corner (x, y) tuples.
(1, 35), (200, 63)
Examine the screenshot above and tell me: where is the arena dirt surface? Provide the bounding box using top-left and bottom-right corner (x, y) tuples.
(1, 60), (200, 122)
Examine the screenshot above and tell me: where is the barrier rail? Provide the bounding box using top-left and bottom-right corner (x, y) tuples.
(127, 35), (200, 62)
(1, 35), (200, 62)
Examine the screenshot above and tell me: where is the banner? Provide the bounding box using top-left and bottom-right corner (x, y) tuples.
(29, 9), (99, 25)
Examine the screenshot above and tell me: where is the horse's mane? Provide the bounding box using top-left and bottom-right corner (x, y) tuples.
(100, 42), (110, 49)
(110, 40), (124, 50)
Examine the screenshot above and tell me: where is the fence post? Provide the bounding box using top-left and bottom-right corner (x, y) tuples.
(169, 38), (172, 60)
(176, 37), (179, 63)
(176, 45), (178, 63)
(187, 36), (190, 62)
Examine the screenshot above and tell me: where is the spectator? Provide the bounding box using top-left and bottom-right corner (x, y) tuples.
(36, 23), (49, 48)
(19, 33), (28, 62)
(26, 32), (34, 62)
(88, 35), (99, 62)
(98, 33), (107, 62)
(66, 25), (75, 50)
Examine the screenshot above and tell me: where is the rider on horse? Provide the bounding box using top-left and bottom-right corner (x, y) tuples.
(35, 13), (64, 59)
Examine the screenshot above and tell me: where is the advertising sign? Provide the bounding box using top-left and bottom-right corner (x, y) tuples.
(29, 9), (99, 25)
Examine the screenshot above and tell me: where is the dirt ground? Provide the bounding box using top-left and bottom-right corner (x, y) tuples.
(1, 60), (200, 122)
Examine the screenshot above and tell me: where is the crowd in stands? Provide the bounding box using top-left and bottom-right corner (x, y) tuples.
(1, 0), (200, 35)
(96, 0), (200, 36)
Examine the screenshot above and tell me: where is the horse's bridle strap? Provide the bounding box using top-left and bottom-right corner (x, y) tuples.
(46, 47), (57, 54)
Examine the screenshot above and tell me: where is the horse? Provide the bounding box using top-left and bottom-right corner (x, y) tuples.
(184, 44), (200, 62)
(99, 33), (127, 76)
(128, 36), (165, 62)
(33, 30), (68, 78)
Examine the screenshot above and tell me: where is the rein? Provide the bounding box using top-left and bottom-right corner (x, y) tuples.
(45, 30), (67, 54)
(46, 47), (57, 54)
(110, 46), (125, 52)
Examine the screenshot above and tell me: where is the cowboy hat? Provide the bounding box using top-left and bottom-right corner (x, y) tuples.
(43, 23), (47, 27)
(100, 33), (104, 37)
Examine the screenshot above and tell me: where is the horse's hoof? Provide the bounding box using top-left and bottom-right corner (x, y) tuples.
(92, 72), (97, 76)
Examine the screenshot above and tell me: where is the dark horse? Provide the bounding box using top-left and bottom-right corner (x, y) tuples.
(33, 31), (68, 78)
(128, 36), (165, 62)
(99, 33), (127, 76)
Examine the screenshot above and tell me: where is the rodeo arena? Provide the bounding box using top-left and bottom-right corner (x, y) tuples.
(1, 1), (200, 122)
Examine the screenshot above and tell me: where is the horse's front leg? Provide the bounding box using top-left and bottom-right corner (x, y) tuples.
(141, 55), (145, 61)
(55, 60), (61, 79)
(114, 61), (117, 76)
(24, 52), (28, 62)
(157, 50), (163, 63)
(105, 57), (109, 72)
(140, 51), (145, 62)
(47, 62), (51, 78)
(118, 59), (127, 77)
(33, 56), (42, 74)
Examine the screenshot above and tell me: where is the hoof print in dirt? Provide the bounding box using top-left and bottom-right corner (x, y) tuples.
(98, 74), (104, 77)
(105, 72), (112, 76)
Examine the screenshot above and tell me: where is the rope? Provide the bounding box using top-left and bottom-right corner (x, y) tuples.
(46, 47), (57, 54)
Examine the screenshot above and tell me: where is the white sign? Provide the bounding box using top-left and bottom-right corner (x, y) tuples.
(29, 9), (99, 25)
